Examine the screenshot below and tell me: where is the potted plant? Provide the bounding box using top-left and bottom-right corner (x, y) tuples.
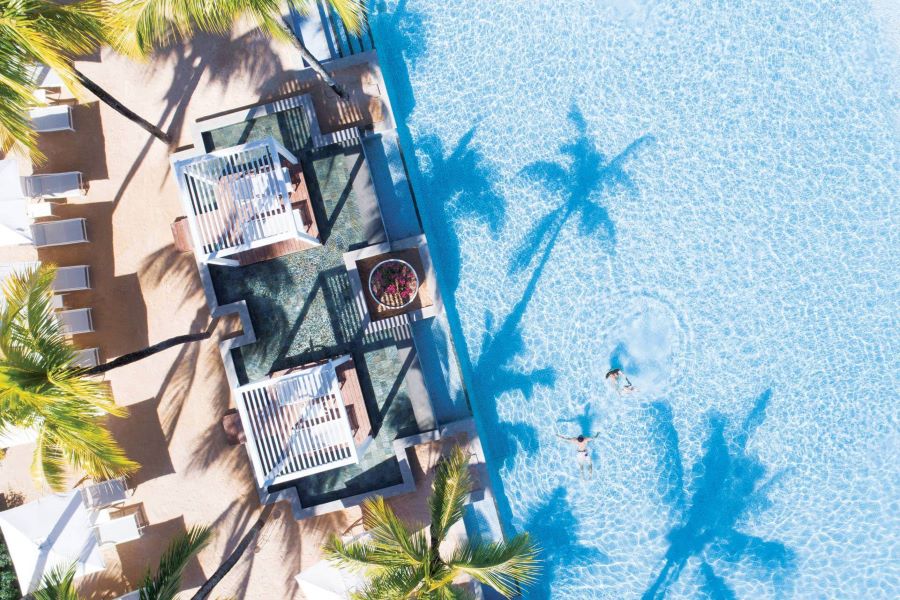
(368, 259), (419, 309)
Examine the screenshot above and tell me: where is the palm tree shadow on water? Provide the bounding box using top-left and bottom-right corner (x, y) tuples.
(644, 390), (795, 599)
(371, 2), (643, 592)
(522, 487), (611, 599)
(510, 105), (654, 275)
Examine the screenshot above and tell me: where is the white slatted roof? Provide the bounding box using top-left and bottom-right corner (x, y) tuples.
(173, 138), (301, 262)
(234, 357), (359, 487)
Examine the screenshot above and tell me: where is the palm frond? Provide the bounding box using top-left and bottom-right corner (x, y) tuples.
(106, 0), (234, 58)
(34, 407), (138, 490)
(324, 533), (384, 572)
(2, 265), (137, 491)
(32, 562), (82, 600)
(139, 525), (212, 600)
(0, 65), (41, 160)
(287, 0), (365, 36)
(0, 0), (105, 94)
(426, 585), (477, 600)
(429, 446), (472, 547)
(447, 534), (541, 599)
(350, 565), (424, 600)
(362, 497), (427, 567)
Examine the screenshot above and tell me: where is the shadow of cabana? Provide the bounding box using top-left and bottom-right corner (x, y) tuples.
(104, 397), (175, 488)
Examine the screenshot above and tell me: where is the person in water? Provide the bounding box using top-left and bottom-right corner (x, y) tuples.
(557, 433), (594, 477)
(605, 368), (637, 395)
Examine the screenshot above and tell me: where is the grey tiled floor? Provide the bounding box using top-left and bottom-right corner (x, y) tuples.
(209, 141), (423, 502)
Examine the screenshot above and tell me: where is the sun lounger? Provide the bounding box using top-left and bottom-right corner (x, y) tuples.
(29, 64), (64, 91)
(72, 347), (100, 368)
(29, 105), (74, 132)
(94, 512), (144, 546)
(81, 477), (129, 510)
(22, 172), (84, 199)
(30, 218), (88, 247)
(53, 265), (91, 292)
(56, 308), (93, 335)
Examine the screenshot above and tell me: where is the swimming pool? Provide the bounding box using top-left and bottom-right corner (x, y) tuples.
(371, 1), (899, 598)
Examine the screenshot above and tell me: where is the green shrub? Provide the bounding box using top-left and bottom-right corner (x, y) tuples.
(0, 534), (19, 600)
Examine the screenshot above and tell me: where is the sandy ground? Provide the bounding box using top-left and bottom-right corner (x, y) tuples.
(0, 19), (443, 600)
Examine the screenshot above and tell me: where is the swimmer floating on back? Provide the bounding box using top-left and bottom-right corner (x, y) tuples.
(605, 368), (637, 395)
(556, 433), (594, 478)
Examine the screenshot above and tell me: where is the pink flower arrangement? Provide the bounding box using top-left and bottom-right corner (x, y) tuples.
(370, 260), (419, 308)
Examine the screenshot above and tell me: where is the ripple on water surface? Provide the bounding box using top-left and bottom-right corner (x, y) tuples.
(371, 0), (899, 598)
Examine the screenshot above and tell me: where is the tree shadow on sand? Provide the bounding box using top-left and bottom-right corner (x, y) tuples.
(643, 390), (795, 600)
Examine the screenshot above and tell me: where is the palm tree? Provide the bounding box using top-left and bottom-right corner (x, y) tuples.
(83, 328), (215, 376)
(324, 446), (541, 599)
(0, 36), (41, 159)
(190, 502), (275, 600)
(108, 0), (366, 98)
(0, 265), (137, 491)
(32, 564), (79, 600)
(137, 525), (212, 600)
(33, 525), (211, 600)
(0, 0), (172, 147)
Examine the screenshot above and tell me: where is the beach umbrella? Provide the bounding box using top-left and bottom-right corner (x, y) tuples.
(294, 558), (366, 600)
(0, 491), (105, 594)
(0, 159), (33, 247)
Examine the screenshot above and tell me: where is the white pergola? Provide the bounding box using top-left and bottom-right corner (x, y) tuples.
(235, 355), (359, 488)
(173, 137), (319, 265)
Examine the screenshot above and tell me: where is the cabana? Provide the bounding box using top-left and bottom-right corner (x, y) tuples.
(0, 491), (105, 595)
(234, 355), (360, 488)
(173, 137), (319, 265)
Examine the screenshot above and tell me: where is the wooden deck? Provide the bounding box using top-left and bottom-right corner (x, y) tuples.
(271, 357), (372, 446)
(234, 161), (320, 266)
(335, 358), (371, 446)
(171, 161), (322, 265)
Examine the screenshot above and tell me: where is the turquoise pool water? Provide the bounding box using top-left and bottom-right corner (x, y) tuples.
(371, 1), (899, 598)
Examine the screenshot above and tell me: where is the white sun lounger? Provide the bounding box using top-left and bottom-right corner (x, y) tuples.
(81, 478), (128, 510)
(22, 172), (84, 199)
(56, 308), (93, 335)
(72, 347), (100, 368)
(94, 505), (147, 546)
(30, 218), (88, 247)
(29, 105), (74, 132)
(29, 64), (64, 91)
(94, 514), (143, 546)
(53, 265), (91, 292)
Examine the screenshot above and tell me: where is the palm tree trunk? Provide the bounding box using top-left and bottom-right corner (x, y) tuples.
(72, 67), (172, 143)
(280, 23), (348, 99)
(84, 331), (211, 375)
(191, 503), (277, 600)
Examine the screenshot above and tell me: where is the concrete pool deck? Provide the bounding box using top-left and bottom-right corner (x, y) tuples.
(0, 16), (491, 600)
